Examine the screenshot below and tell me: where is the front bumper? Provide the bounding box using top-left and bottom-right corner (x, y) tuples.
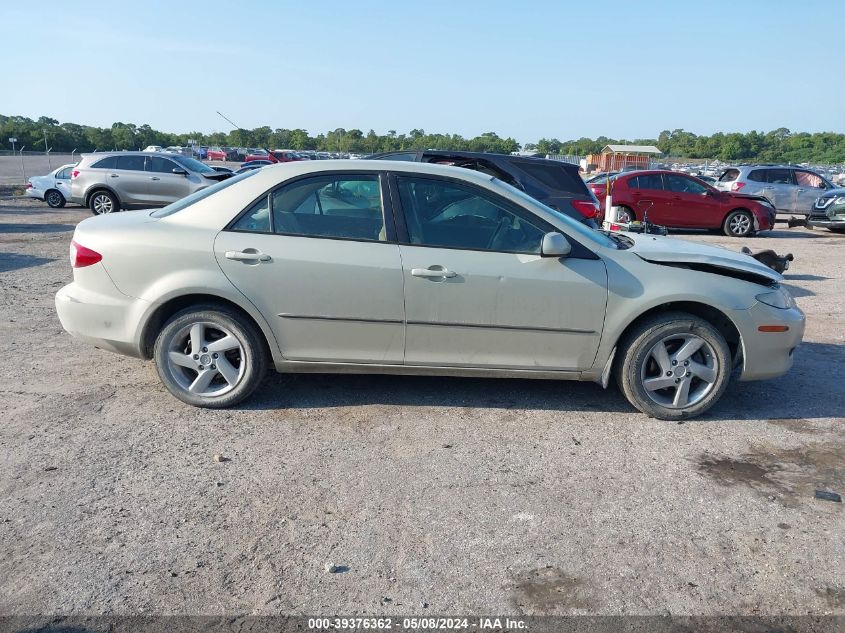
(808, 217), (845, 229)
(732, 301), (805, 381)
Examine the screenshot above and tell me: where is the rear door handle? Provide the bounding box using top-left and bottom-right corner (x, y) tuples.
(225, 250), (271, 262)
(109, 173), (119, 178)
(411, 266), (457, 278)
(150, 176), (160, 181)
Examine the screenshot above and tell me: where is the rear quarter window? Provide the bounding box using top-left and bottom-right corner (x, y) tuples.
(718, 169), (740, 182)
(90, 156), (117, 169)
(513, 160), (589, 196)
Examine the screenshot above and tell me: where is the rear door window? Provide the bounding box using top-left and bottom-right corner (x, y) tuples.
(766, 169), (793, 184)
(116, 155), (147, 171)
(747, 169), (767, 182)
(272, 175), (386, 242)
(633, 173), (664, 190)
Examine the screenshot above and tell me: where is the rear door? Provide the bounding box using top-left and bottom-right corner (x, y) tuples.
(393, 174), (607, 371)
(664, 174), (724, 228)
(146, 155), (192, 205)
(760, 168), (795, 212)
(110, 155), (149, 205)
(626, 173), (674, 223)
(54, 166), (73, 201)
(215, 171), (406, 364)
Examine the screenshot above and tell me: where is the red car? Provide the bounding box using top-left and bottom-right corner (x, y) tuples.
(588, 170), (776, 237)
(207, 147), (228, 161)
(244, 149), (304, 163)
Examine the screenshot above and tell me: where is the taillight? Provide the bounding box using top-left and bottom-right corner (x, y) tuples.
(71, 170), (79, 179)
(572, 199), (600, 218)
(69, 240), (102, 268)
(25, 183), (32, 189)
(731, 182), (745, 191)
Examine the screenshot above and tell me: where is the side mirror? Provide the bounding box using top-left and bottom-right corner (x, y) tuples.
(172, 168), (188, 176)
(541, 232), (571, 257)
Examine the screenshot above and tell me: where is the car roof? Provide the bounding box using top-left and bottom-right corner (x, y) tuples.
(368, 150), (580, 169)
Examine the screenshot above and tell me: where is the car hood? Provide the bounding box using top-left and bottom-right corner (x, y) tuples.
(727, 192), (770, 204)
(820, 187), (845, 197)
(625, 233), (782, 283)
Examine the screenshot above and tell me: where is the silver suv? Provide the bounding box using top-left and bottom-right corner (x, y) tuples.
(71, 151), (231, 215)
(714, 165), (835, 216)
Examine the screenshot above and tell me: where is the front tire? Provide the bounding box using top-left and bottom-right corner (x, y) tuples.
(615, 206), (634, 224)
(615, 312), (732, 420)
(723, 210), (754, 237)
(45, 189), (66, 208)
(89, 190), (119, 215)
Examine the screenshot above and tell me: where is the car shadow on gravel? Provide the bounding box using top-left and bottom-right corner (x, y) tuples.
(242, 372), (634, 414)
(0, 252), (54, 272)
(0, 222), (74, 233)
(236, 342), (844, 421)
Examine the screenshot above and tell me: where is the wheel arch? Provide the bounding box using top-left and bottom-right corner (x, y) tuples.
(84, 185), (122, 207)
(139, 293), (275, 361)
(613, 301), (742, 367)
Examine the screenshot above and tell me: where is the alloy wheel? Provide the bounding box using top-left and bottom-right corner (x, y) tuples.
(639, 333), (719, 409)
(729, 214), (751, 236)
(92, 193), (114, 214)
(47, 191), (63, 207)
(165, 321), (245, 397)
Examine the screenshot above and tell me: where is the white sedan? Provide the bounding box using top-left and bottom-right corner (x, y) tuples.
(25, 164), (75, 208)
(55, 161), (805, 420)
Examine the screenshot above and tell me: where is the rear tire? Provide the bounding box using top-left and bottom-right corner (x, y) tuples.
(45, 189), (66, 208)
(828, 228), (845, 234)
(615, 312), (732, 420)
(615, 206), (634, 223)
(723, 210), (753, 237)
(89, 190), (119, 215)
(154, 305), (268, 408)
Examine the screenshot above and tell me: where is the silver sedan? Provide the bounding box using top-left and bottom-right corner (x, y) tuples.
(55, 161), (805, 420)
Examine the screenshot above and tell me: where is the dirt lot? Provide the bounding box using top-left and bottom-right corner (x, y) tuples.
(0, 197), (843, 617)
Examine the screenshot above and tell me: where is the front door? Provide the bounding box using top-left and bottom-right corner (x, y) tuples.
(146, 155), (193, 205)
(393, 174), (607, 371)
(215, 172), (406, 363)
(793, 170), (829, 215)
(664, 173), (724, 228)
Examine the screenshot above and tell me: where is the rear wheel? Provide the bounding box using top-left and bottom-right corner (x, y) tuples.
(154, 305), (268, 408)
(615, 206), (634, 223)
(615, 312), (732, 420)
(45, 189), (66, 208)
(89, 190), (118, 215)
(723, 210), (753, 237)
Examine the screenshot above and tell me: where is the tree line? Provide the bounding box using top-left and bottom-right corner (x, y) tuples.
(2, 115), (844, 163)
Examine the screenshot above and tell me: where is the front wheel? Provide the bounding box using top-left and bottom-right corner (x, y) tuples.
(615, 206), (634, 224)
(154, 306), (268, 408)
(615, 312), (732, 420)
(45, 189), (66, 208)
(723, 210), (754, 237)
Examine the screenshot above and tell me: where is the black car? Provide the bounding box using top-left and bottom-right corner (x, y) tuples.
(365, 151), (600, 226)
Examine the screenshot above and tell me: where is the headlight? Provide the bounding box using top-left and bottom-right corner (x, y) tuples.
(835, 196), (845, 205)
(756, 287), (795, 309)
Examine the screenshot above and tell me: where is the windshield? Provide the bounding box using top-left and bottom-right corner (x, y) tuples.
(150, 170), (259, 218)
(171, 154), (215, 174)
(492, 178), (615, 249)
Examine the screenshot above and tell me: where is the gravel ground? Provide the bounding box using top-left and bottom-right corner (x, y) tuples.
(0, 197), (842, 617)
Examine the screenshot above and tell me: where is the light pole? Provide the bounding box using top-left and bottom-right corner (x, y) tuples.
(43, 129), (52, 169)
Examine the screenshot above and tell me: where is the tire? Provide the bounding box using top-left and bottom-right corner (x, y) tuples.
(828, 228), (845, 234)
(723, 210), (754, 237)
(615, 312), (732, 420)
(45, 189), (66, 208)
(154, 305), (268, 408)
(615, 206), (634, 224)
(89, 189), (119, 215)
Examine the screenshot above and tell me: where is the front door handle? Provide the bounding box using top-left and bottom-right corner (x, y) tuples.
(411, 266), (457, 278)
(150, 176), (160, 181)
(225, 250), (271, 262)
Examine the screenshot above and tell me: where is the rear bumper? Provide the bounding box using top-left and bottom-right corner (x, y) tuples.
(734, 302), (805, 381)
(55, 280), (149, 358)
(24, 188), (44, 201)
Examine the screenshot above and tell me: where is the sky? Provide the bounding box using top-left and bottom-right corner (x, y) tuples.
(2, 0), (843, 144)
